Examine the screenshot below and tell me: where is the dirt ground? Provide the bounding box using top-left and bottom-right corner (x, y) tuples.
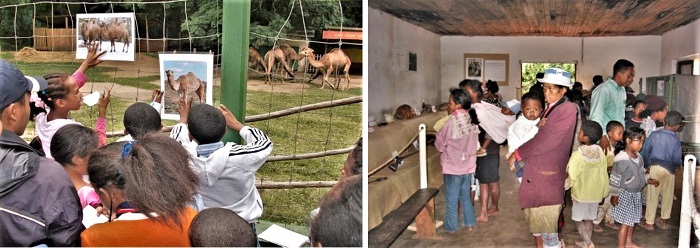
(391, 147), (684, 247)
(13, 49), (363, 95)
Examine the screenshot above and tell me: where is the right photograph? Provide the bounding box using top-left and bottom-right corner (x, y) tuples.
(367, 1), (699, 247)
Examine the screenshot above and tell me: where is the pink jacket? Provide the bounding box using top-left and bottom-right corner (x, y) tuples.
(435, 109), (479, 175)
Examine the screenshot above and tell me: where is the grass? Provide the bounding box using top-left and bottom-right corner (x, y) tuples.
(17, 57), (362, 227)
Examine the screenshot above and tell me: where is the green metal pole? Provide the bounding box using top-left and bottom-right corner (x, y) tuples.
(221, 0), (250, 143)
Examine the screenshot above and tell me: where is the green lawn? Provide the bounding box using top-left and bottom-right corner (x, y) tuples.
(15, 54), (362, 227)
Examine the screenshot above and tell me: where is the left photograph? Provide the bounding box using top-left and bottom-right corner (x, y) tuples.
(0, 0), (363, 247)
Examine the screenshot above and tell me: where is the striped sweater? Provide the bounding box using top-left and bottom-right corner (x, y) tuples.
(170, 123), (273, 222)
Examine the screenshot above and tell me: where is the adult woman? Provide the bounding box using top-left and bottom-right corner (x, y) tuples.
(460, 79), (515, 223)
(509, 68), (578, 248)
(81, 134), (200, 246)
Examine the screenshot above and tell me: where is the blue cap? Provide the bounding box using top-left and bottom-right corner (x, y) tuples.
(0, 60), (47, 111)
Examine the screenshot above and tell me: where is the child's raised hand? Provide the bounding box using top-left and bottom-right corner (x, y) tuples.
(79, 44), (106, 73)
(219, 104), (244, 131)
(151, 89), (163, 103)
(98, 87), (112, 118)
(610, 195), (619, 206)
(177, 97), (193, 124)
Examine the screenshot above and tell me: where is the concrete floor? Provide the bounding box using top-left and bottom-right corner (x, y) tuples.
(391, 147), (684, 247)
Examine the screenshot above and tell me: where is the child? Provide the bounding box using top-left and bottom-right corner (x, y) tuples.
(610, 127), (659, 248)
(81, 134), (200, 246)
(117, 89), (163, 142)
(50, 124), (101, 209)
(639, 95), (667, 137)
(32, 44), (109, 158)
(567, 120), (608, 248)
(189, 208), (257, 247)
(593, 121), (625, 232)
(640, 111), (683, 230)
(435, 88), (479, 232)
(507, 92), (543, 183)
(170, 101), (273, 240)
(625, 100), (646, 129)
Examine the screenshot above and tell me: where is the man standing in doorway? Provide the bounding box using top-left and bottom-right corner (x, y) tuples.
(590, 59), (634, 149)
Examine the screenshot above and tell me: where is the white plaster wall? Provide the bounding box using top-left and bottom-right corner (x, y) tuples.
(368, 8), (441, 122)
(661, 19), (700, 75)
(440, 36), (661, 101)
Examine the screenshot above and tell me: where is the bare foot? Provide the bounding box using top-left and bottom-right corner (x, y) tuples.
(487, 208), (500, 216)
(476, 215), (489, 223)
(625, 241), (641, 248)
(466, 226), (474, 231)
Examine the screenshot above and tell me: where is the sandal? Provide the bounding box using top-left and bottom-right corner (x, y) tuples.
(476, 148), (487, 157)
(639, 222), (654, 231)
(592, 224), (603, 233)
(655, 219), (670, 230)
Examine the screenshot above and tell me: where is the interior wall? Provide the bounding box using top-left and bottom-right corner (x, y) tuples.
(440, 36), (662, 101)
(368, 8), (441, 122)
(661, 19), (700, 75)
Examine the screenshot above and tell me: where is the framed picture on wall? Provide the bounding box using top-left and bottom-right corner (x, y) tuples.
(466, 58), (483, 80)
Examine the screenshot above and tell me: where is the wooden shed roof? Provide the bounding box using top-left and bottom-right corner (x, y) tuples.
(369, 0), (700, 36)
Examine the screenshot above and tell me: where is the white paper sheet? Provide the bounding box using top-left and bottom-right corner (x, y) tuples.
(82, 91), (100, 107)
(82, 205), (109, 228)
(258, 224), (309, 247)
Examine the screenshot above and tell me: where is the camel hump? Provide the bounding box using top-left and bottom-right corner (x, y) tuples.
(280, 43), (291, 49)
(329, 48), (341, 52)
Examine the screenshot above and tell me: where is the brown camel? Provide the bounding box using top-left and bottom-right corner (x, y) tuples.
(299, 47), (351, 90)
(249, 46), (267, 73)
(80, 19), (101, 47)
(263, 46), (295, 84)
(165, 70), (205, 104)
(100, 19), (130, 53)
(279, 44), (305, 73)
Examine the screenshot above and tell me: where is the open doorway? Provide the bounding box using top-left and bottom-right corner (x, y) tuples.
(521, 62), (576, 96)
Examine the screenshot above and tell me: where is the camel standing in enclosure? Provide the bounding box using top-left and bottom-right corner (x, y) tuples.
(80, 19), (101, 47)
(263, 46), (295, 84)
(248, 46), (267, 73)
(299, 48), (351, 90)
(100, 19), (130, 53)
(279, 44), (305, 74)
(165, 70), (205, 104)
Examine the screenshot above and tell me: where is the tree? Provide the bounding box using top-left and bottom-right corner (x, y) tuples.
(521, 62), (576, 94)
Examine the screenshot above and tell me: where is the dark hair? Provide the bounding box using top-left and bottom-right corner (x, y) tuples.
(581, 120), (603, 145)
(31, 73), (71, 120)
(458, 79), (483, 101)
(633, 100), (646, 109)
(310, 175), (362, 247)
(521, 92), (544, 109)
(349, 137), (362, 176)
(449, 88), (472, 110)
(613, 59), (634, 76)
(51, 124), (98, 167)
(614, 127), (645, 155)
(665, 110), (683, 126)
(593, 75), (604, 85)
(124, 102), (162, 140)
(189, 208), (256, 247)
(573, 82), (583, 90)
(606, 120), (624, 133)
(188, 104), (226, 144)
(536, 72), (545, 80)
(486, 80), (499, 94)
(529, 82), (544, 98)
(87, 134), (199, 226)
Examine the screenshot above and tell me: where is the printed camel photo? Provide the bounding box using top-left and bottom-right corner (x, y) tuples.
(159, 53), (214, 120)
(76, 13), (135, 61)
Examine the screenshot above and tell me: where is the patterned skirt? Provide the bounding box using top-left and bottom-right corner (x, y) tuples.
(612, 189), (643, 226)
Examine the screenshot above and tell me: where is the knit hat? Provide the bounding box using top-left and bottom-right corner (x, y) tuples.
(644, 95), (667, 112)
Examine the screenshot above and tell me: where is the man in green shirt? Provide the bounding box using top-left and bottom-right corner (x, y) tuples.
(589, 59), (634, 149)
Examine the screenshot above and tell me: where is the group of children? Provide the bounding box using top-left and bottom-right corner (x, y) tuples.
(435, 70), (684, 248)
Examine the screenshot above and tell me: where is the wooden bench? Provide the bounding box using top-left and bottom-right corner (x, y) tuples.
(368, 188), (439, 248)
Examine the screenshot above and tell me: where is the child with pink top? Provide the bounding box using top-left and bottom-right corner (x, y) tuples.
(30, 45), (110, 158)
(435, 88), (480, 232)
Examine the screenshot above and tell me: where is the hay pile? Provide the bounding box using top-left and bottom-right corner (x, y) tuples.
(15, 47), (38, 58)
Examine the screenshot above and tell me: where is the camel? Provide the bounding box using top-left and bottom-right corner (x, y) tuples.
(248, 46), (267, 73)
(165, 70), (205, 104)
(279, 44), (305, 72)
(263, 46), (295, 84)
(299, 47), (351, 90)
(79, 19), (101, 47)
(100, 19), (130, 53)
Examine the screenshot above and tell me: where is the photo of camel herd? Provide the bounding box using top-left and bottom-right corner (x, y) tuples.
(76, 13), (135, 61)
